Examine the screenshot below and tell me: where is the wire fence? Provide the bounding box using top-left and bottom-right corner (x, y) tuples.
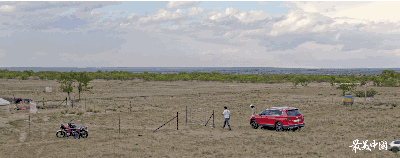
(188, 107), (214, 128)
(153, 112), (178, 133)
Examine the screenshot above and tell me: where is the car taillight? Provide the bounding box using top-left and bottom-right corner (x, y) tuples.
(86, 127), (87, 129)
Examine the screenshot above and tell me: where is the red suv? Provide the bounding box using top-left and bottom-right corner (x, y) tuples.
(250, 107), (305, 131)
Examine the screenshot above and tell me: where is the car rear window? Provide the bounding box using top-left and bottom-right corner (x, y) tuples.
(286, 109), (301, 116)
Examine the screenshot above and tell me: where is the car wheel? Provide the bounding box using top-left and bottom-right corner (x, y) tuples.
(392, 147), (399, 153)
(251, 119), (259, 129)
(275, 122), (283, 132)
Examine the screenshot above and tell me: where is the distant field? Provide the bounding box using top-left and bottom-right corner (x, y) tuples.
(0, 79), (399, 157)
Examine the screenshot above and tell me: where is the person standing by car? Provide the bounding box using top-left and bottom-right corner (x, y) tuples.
(222, 106), (231, 130)
(250, 104), (256, 115)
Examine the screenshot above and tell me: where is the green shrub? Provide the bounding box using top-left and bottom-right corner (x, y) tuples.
(8, 121), (17, 127)
(354, 89), (378, 97)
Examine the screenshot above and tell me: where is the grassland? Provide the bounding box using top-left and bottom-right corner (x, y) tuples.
(0, 78), (399, 157)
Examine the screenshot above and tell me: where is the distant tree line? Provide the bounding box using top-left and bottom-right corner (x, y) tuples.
(0, 69), (399, 88)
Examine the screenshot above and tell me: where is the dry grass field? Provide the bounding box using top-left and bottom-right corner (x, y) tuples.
(1, 78), (400, 158)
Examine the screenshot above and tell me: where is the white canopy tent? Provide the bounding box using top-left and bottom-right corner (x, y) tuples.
(0, 98), (10, 105)
(0, 98), (11, 115)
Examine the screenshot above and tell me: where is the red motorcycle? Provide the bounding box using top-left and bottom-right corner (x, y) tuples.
(56, 120), (88, 139)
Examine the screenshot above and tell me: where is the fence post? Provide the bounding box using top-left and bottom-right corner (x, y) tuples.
(213, 110), (214, 128)
(130, 101), (131, 114)
(177, 112), (178, 130)
(29, 115), (30, 137)
(365, 83), (367, 105)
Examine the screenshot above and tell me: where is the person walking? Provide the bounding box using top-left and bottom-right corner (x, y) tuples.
(222, 106), (231, 130)
(250, 104), (256, 116)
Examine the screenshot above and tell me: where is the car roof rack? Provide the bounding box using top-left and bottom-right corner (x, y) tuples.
(269, 107), (297, 110)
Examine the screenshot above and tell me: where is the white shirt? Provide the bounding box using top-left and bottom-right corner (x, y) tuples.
(223, 109), (230, 118)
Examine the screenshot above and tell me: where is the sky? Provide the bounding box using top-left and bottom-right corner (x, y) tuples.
(1, 1), (400, 68)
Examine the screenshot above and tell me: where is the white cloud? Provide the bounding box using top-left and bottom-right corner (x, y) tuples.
(221, 48), (239, 54)
(2, 2), (400, 68)
(269, 10), (311, 36)
(120, 23), (130, 27)
(188, 7), (204, 16)
(139, 9), (183, 23)
(91, 10), (105, 15)
(0, 5), (16, 12)
(166, 1), (199, 9)
(311, 25), (327, 33)
(127, 13), (135, 19)
(334, 33), (341, 41)
(377, 49), (400, 57)
(0, 49), (6, 58)
(258, 1), (268, 5)
(297, 41), (343, 52)
(225, 7), (237, 15)
(213, 7), (223, 10)
(109, 10), (121, 14)
(269, 2), (400, 36)
(59, 53), (78, 62)
(169, 25), (180, 30)
(209, 7), (238, 21)
(109, 10), (122, 17)
(35, 52), (47, 56)
(234, 10), (272, 23)
(238, 29), (264, 37)
(291, 2), (400, 23)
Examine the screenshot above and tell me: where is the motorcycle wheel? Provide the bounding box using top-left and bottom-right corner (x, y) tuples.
(73, 131), (80, 139)
(80, 131), (88, 138)
(56, 131), (65, 138)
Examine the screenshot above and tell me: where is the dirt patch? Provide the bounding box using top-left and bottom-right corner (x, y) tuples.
(19, 132), (26, 142)
(0, 79), (399, 157)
